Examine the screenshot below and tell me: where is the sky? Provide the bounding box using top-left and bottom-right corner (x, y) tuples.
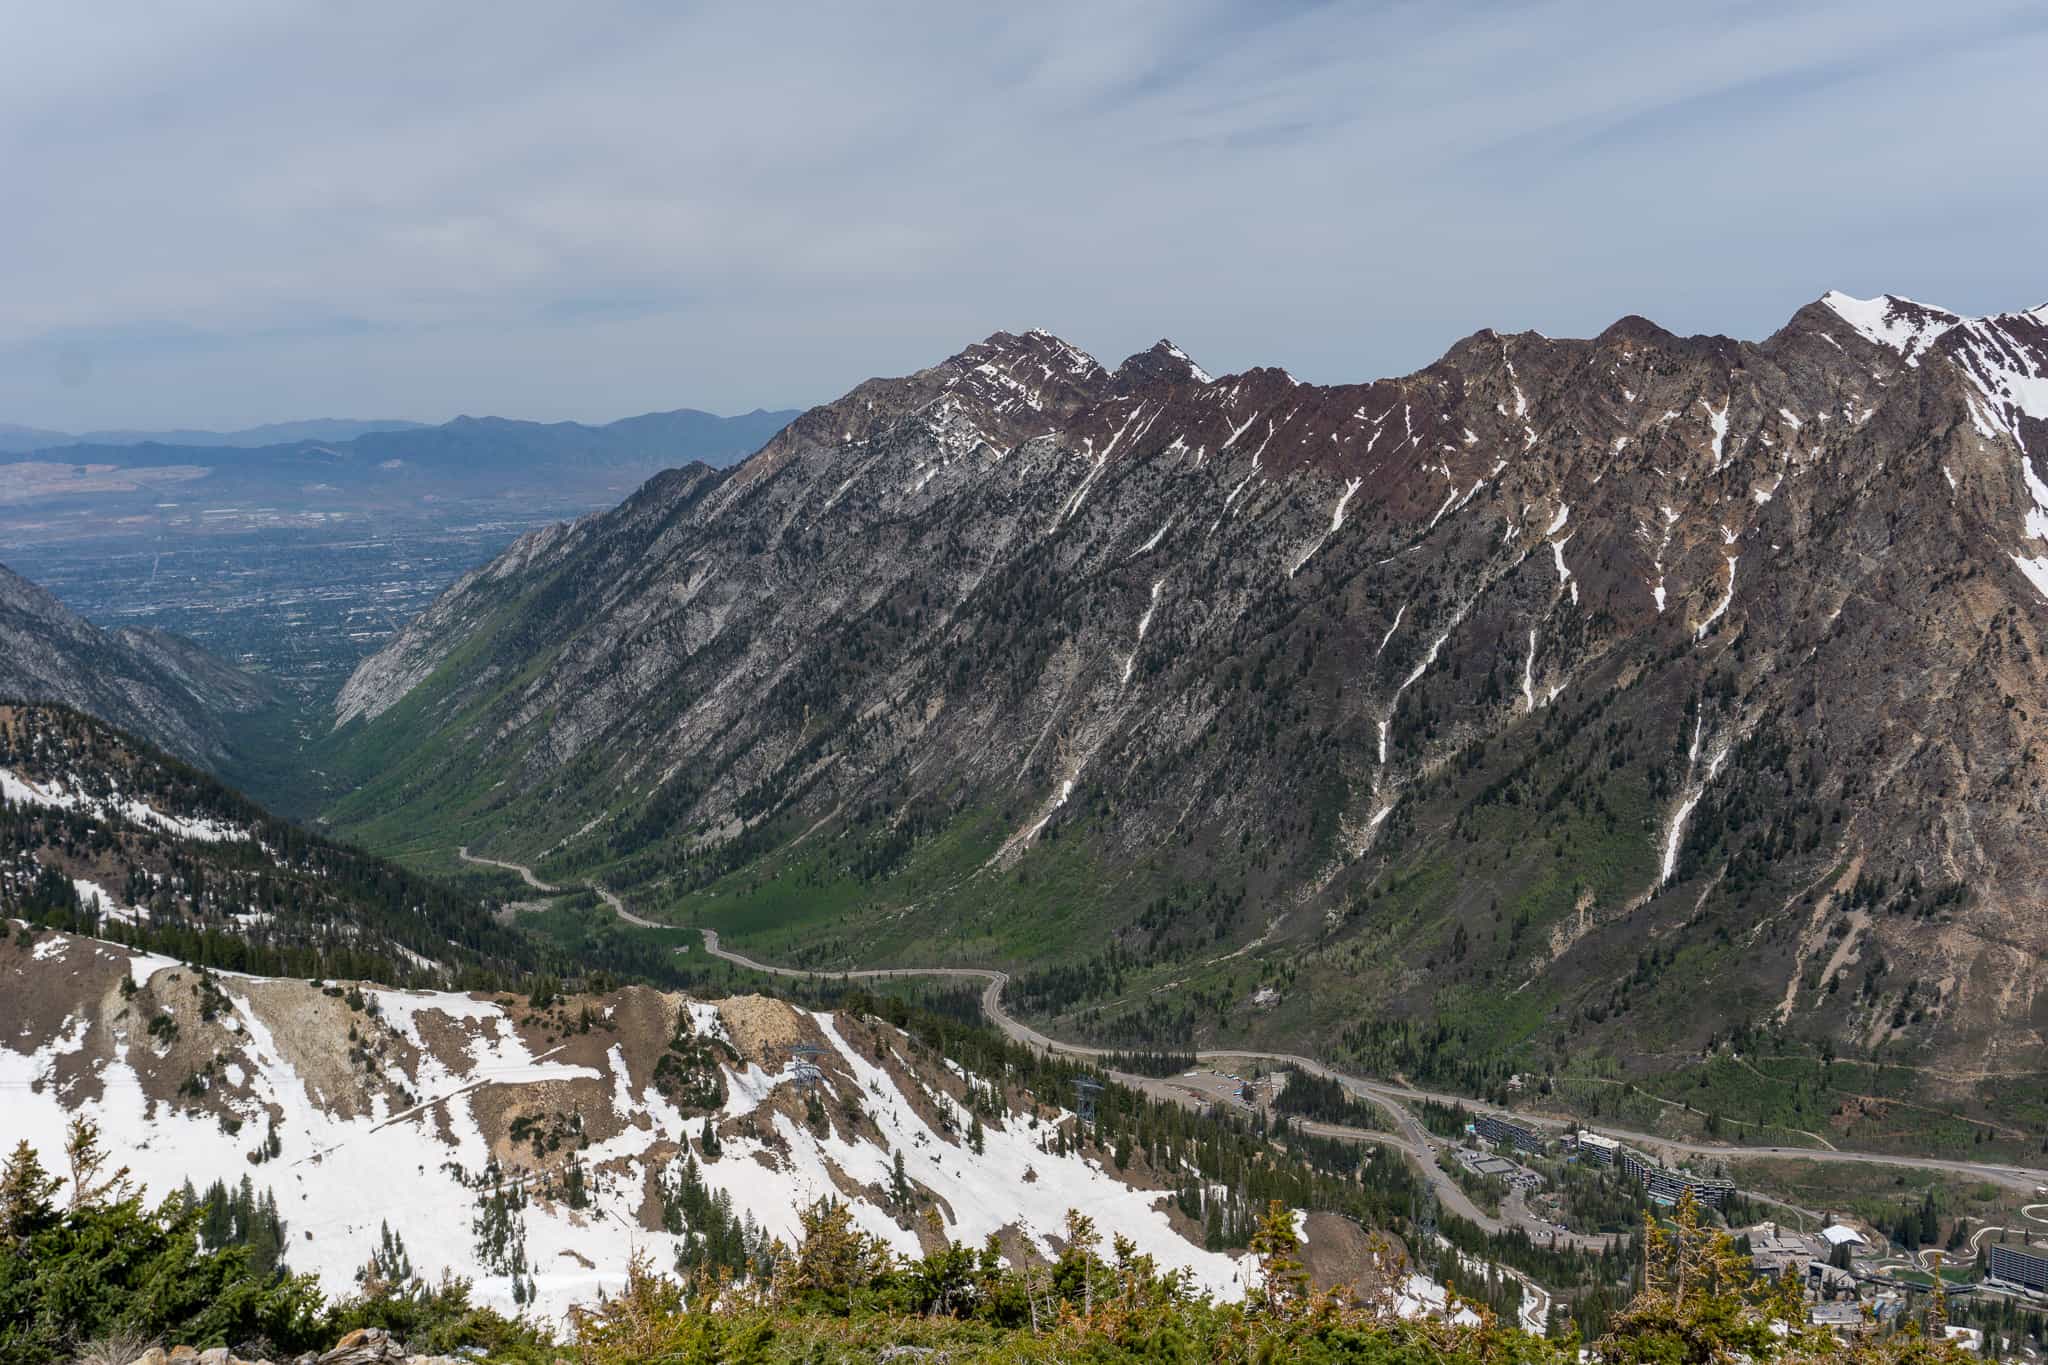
(4, 1), (2046, 432)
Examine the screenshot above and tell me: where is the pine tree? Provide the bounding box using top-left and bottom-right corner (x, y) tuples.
(1248, 1200), (1309, 1319)
(890, 1150), (911, 1209)
(63, 1117), (131, 1210)
(0, 1139), (61, 1242)
(360, 1217), (415, 1293)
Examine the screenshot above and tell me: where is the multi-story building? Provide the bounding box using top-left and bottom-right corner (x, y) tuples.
(1475, 1113), (1542, 1153)
(1574, 1131), (1620, 1165)
(1636, 1162), (1734, 1208)
(1988, 1243), (2048, 1295)
(1572, 1130), (1732, 1207)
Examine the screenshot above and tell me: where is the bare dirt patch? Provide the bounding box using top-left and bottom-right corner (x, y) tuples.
(717, 994), (810, 1063)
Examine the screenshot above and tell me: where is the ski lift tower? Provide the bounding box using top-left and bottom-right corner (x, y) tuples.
(1072, 1076), (1104, 1123)
(789, 1043), (827, 1091)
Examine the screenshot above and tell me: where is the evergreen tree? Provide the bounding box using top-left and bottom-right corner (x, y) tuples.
(890, 1150), (912, 1209)
(0, 1141), (60, 1243)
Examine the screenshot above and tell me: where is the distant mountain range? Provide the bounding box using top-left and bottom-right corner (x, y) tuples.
(317, 291), (2048, 1155)
(0, 417), (428, 453)
(0, 406), (802, 523)
(18, 407), (801, 469)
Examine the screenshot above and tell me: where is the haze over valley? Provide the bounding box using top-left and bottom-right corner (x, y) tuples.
(0, 407), (797, 709)
(4, 7), (2047, 1363)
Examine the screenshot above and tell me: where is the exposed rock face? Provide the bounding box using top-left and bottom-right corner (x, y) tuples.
(6, 925), (1251, 1321)
(326, 294), (2048, 1091)
(0, 561), (278, 767)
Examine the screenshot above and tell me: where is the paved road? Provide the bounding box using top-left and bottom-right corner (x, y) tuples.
(456, 851), (2048, 1205)
(694, 930), (2048, 1201)
(698, 930), (1608, 1248)
(456, 846), (660, 928)
(1971, 1204), (2048, 1254)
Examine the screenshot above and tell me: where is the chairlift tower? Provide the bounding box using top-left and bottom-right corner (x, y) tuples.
(790, 1043), (827, 1091)
(1073, 1076), (1104, 1123)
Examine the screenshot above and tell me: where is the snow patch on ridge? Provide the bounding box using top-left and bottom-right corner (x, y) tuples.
(1820, 291), (1958, 365)
(0, 767), (247, 843)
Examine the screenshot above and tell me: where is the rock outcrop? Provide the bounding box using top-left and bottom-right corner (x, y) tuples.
(124, 1328), (467, 1365)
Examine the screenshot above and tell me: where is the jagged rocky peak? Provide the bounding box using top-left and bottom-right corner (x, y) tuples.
(1818, 289), (1966, 363)
(1813, 289), (2048, 370)
(1818, 288), (1990, 366)
(937, 327), (1111, 411)
(1803, 289), (2047, 473)
(1113, 338), (1214, 390)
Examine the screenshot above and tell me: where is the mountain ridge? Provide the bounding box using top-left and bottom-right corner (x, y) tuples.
(0, 560), (283, 769)
(317, 289), (2048, 1152)
(0, 701), (536, 984)
(0, 416), (429, 453)
(4, 407), (799, 468)
(1, 920), (1393, 1321)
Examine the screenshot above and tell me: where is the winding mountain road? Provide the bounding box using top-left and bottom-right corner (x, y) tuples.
(458, 849), (2048, 1216)
(695, 930), (2048, 1200)
(457, 846), (660, 927)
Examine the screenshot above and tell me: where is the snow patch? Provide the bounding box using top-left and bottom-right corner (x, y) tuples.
(0, 767), (247, 843)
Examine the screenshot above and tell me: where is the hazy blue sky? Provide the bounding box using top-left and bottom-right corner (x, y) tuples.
(4, 2), (2045, 430)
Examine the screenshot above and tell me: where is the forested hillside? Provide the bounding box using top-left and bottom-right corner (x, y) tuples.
(0, 703), (527, 985)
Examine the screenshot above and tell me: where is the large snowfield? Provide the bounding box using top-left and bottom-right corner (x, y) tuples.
(3, 928), (1257, 1322)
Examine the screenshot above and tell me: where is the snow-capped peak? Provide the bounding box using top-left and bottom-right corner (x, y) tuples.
(1159, 340), (1213, 384)
(1819, 290), (1961, 366)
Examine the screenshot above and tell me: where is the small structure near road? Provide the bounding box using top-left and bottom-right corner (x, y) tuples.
(1747, 1221), (1824, 1278)
(788, 1043), (827, 1091)
(1821, 1224), (1867, 1251)
(1455, 1148), (1544, 1191)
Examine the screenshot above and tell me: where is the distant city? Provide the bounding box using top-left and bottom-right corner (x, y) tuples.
(3, 510), (563, 706)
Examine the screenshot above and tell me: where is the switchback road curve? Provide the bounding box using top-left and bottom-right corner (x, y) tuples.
(693, 930), (2048, 1200)
(451, 851), (2048, 1212)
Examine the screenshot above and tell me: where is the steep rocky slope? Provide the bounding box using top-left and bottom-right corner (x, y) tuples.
(0, 561), (281, 768)
(1, 924), (1300, 1320)
(321, 294), (2048, 1131)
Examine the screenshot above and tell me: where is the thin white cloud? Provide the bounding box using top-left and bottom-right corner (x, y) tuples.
(1, 1), (2043, 428)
